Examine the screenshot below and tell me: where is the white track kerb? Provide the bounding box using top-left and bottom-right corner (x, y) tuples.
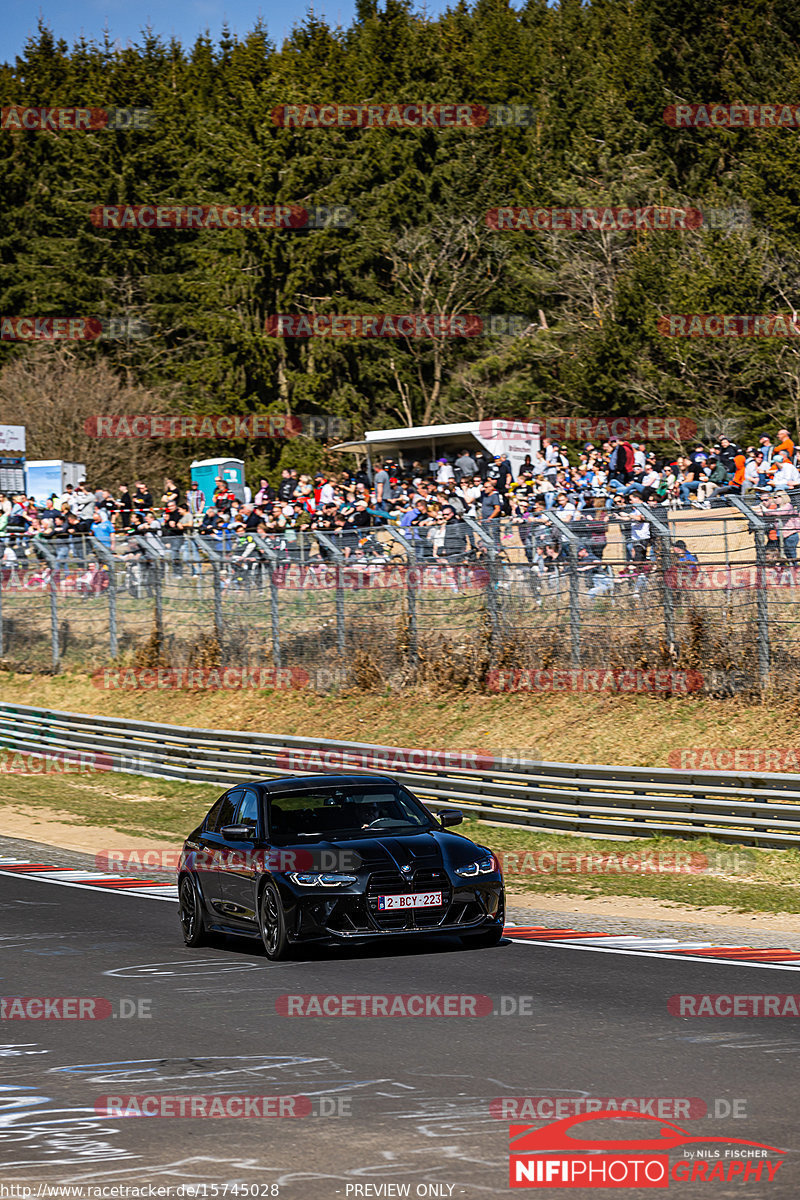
(1, 858), (799, 970)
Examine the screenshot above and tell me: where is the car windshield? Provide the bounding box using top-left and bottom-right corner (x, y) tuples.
(267, 784), (433, 840)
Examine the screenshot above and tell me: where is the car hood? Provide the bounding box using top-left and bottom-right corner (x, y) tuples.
(276, 829), (480, 873)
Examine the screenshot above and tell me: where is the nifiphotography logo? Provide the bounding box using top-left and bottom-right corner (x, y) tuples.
(508, 1111), (784, 1188)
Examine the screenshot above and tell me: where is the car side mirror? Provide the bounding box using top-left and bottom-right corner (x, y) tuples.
(220, 823), (257, 841)
(437, 810), (463, 828)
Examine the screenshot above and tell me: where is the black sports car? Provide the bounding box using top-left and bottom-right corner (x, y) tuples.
(178, 773), (504, 958)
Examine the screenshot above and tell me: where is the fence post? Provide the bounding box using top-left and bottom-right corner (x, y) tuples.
(31, 539), (60, 671)
(546, 511), (581, 666)
(314, 532), (346, 656)
(631, 501), (674, 649)
(192, 536), (223, 643)
(90, 536), (118, 658)
(729, 495), (771, 688)
(385, 524), (418, 669)
(131, 536), (164, 648)
(462, 515), (499, 644)
(248, 532), (282, 670)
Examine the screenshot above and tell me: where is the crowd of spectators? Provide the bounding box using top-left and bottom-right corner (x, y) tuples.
(1, 425), (800, 588)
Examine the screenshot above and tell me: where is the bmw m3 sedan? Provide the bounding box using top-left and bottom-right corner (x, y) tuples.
(178, 773), (505, 958)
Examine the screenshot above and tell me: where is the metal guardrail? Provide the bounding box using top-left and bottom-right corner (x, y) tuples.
(1, 703), (800, 847)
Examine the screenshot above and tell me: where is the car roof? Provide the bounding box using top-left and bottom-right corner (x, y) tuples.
(254, 774), (398, 794)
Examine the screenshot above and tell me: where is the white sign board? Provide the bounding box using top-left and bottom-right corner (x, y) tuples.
(475, 419), (540, 477)
(0, 425), (25, 454)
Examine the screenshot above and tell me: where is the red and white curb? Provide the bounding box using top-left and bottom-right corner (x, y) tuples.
(2, 860), (798, 969)
(506, 925), (800, 970)
(0, 856), (178, 900)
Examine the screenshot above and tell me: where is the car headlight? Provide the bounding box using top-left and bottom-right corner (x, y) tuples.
(454, 853), (498, 877)
(287, 872), (358, 887)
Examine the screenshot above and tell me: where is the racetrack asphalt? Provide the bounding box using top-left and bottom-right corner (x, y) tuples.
(1, 840), (799, 1199)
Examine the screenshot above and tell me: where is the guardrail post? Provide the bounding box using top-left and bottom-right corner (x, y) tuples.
(90, 536), (118, 658)
(192, 536), (223, 643)
(546, 512), (581, 665)
(463, 516), (499, 644)
(314, 532), (346, 656)
(632, 502), (674, 649)
(248, 532), (282, 670)
(729, 495), (771, 688)
(32, 539), (60, 671)
(386, 525), (418, 669)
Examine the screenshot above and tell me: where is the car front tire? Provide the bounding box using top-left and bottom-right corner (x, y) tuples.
(259, 881), (291, 960)
(179, 874), (207, 947)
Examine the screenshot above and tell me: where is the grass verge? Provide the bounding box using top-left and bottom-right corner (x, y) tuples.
(461, 820), (800, 915)
(2, 668), (800, 770)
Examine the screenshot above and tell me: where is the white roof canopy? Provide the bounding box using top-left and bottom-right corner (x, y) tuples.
(331, 419), (541, 473)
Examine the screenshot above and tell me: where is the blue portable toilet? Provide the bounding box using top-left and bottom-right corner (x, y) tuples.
(190, 458), (245, 509)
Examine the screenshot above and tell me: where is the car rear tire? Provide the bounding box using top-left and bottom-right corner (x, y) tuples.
(179, 874), (207, 947)
(460, 925), (504, 949)
(259, 881), (291, 961)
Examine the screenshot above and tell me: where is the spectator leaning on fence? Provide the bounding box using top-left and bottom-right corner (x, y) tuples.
(480, 478), (503, 545)
(92, 507), (114, 550)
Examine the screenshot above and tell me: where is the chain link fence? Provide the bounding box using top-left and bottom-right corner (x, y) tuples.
(1, 498), (796, 695)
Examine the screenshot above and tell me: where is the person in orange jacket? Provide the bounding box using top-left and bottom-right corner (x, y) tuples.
(710, 454), (746, 504)
(774, 428), (795, 462)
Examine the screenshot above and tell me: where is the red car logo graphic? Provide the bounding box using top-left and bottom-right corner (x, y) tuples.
(510, 1110), (784, 1155)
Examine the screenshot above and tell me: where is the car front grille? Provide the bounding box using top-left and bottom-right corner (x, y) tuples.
(366, 867), (451, 929)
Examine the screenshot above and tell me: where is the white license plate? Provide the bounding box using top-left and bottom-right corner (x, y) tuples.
(378, 891), (443, 911)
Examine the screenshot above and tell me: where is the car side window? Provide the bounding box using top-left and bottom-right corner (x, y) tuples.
(203, 797), (224, 832)
(208, 790), (242, 832)
(236, 788), (260, 829)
